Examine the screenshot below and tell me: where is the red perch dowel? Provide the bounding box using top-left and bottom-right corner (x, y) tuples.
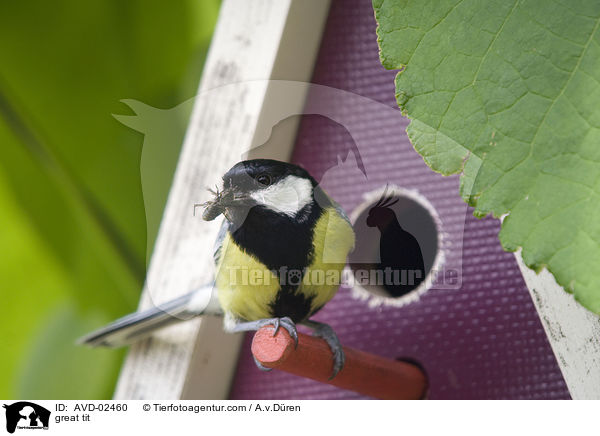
(251, 325), (427, 399)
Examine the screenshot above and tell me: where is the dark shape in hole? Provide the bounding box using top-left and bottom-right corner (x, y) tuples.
(350, 192), (439, 299)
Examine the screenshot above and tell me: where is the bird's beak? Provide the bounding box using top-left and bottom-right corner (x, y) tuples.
(220, 187), (255, 225)
(218, 187), (254, 208)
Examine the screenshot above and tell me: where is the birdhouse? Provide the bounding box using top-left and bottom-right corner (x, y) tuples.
(112, 0), (588, 400)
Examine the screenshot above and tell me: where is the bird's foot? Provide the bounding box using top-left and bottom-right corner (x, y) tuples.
(302, 320), (345, 380)
(230, 317), (298, 373)
(230, 317), (298, 347)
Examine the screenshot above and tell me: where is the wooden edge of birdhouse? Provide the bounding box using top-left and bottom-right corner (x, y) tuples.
(514, 251), (600, 399)
(113, 0), (332, 400)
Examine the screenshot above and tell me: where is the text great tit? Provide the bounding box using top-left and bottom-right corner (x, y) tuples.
(80, 159), (356, 377)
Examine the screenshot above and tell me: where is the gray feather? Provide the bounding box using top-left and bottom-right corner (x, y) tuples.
(78, 284), (220, 347)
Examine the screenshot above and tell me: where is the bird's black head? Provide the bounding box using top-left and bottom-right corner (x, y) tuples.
(223, 159), (317, 191)
(202, 159), (319, 226)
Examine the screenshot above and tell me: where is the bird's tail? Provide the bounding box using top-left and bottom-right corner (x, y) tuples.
(77, 284), (222, 348)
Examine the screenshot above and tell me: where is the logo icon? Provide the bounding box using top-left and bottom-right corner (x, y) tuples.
(3, 402), (50, 434)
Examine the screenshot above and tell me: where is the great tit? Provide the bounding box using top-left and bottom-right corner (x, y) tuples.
(80, 159), (355, 378)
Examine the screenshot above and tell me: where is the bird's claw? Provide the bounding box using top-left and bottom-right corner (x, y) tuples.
(230, 317), (299, 375)
(253, 355), (272, 372)
(309, 322), (345, 380)
(230, 317), (299, 373)
(231, 317), (298, 373)
(266, 317), (298, 348)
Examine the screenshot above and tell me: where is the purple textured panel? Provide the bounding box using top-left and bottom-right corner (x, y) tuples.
(228, 0), (570, 399)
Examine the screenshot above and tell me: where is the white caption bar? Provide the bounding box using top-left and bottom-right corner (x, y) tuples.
(0, 400), (590, 435)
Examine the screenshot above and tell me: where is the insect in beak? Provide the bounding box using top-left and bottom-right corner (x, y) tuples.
(199, 185), (253, 222)
(200, 185), (227, 221)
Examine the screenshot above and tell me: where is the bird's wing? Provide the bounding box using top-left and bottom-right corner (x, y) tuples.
(213, 218), (229, 265)
(78, 218), (230, 348)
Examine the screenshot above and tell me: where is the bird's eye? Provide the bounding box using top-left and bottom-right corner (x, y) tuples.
(256, 174), (271, 186)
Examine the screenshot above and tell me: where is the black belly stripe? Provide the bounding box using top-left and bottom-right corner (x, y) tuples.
(270, 285), (314, 323)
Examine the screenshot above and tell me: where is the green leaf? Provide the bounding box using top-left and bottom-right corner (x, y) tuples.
(374, 0), (600, 312)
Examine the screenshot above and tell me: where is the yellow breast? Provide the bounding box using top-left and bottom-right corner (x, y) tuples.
(215, 232), (280, 321)
(215, 207), (355, 321)
(299, 207), (355, 312)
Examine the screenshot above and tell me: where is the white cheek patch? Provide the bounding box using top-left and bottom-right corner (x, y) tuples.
(250, 175), (313, 216)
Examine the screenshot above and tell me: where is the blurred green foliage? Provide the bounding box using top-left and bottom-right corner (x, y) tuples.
(0, 0), (220, 398)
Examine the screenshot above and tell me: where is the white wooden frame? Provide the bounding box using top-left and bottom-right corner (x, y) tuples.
(515, 253), (600, 399)
(114, 0), (331, 399)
